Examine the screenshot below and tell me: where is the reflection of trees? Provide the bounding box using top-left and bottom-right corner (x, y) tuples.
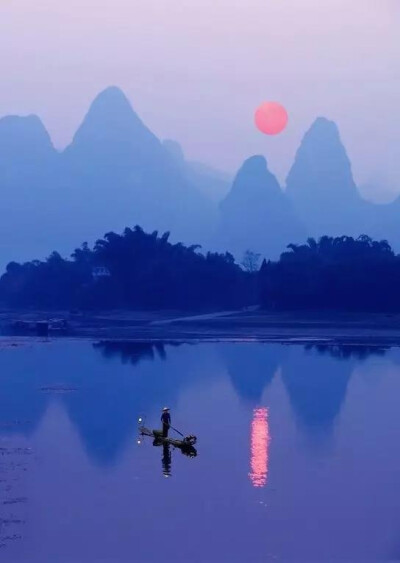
(221, 343), (285, 405)
(304, 344), (388, 361)
(93, 341), (172, 365)
(221, 343), (387, 409)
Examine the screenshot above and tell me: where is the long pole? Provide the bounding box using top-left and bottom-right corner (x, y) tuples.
(170, 425), (184, 437)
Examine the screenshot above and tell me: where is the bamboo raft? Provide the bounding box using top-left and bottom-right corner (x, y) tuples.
(139, 426), (198, 458)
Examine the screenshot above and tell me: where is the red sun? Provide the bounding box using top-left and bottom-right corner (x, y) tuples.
(255, 101), (288, 135)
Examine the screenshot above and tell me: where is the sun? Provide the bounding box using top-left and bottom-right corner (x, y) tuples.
(255, 101), (288, 135)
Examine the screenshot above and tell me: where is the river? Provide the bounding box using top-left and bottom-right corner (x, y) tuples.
(0, 339), (399, 562)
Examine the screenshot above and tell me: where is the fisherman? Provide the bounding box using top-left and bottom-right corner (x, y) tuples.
(161, 407), (171, 437)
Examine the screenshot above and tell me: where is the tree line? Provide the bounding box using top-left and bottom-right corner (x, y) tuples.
(0, 226), (248, 309)
(259, 235), (400, 311)
(1, 230), (399, 312)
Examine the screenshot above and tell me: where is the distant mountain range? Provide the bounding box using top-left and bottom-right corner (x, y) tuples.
(219, 116), (399, 259)
(0, 87), (219, 268)
(0, 86), (399, 270)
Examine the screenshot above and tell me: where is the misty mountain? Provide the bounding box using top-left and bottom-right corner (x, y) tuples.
(0, 87), (216, 270)
(1, 93), (400, 274)
(0, 115), (60, 266)
(60, 87), (214, 246)
(163, 139), (231, 203)
(368, 197), (400, 251)
(286, 117), (374, 238)
(0, 115), (56, 184)
(217, 155), (306, 260)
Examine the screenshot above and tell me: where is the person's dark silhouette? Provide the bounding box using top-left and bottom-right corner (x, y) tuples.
(161, 407), (171, 437)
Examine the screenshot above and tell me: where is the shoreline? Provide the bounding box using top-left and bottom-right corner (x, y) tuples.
(2, 309), (400, 346)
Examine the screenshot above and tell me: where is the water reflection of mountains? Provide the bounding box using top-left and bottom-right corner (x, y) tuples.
(224, 343), (389, 445)
(0, 340), (209, 466)
(0, 341), (391, 465)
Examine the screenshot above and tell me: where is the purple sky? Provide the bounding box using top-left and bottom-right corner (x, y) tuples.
(0, 0), (399, 201)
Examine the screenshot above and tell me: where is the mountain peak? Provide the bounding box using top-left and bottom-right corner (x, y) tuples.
(79, 86), (141, 128)
(238, 154), (268, 175)
(65, 86), (159, 159)
(0, 114), (51, 139)
(89, 86), (132, 111)
(301, 116), (343, 151)
(310, 116), (338, 131)
(0, 114), (54, 155)
(229, 155), (278, 199)
(286, 116), (356, 192)
(286, 116), (364, 237)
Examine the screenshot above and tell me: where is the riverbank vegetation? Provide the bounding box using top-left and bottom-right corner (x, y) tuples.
(0, 227), (248, 309)
(1, 229), (399, 312)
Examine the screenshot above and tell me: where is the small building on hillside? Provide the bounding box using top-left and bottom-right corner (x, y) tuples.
(92, 266), (111, 280)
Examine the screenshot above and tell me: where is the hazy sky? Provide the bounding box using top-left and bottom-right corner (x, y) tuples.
(0, 0), (399, 201)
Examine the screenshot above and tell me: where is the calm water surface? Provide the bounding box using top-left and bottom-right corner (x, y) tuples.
(0, 339), (400, 562)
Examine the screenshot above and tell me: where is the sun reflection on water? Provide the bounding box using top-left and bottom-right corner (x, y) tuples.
(249, 407), (270, 488)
